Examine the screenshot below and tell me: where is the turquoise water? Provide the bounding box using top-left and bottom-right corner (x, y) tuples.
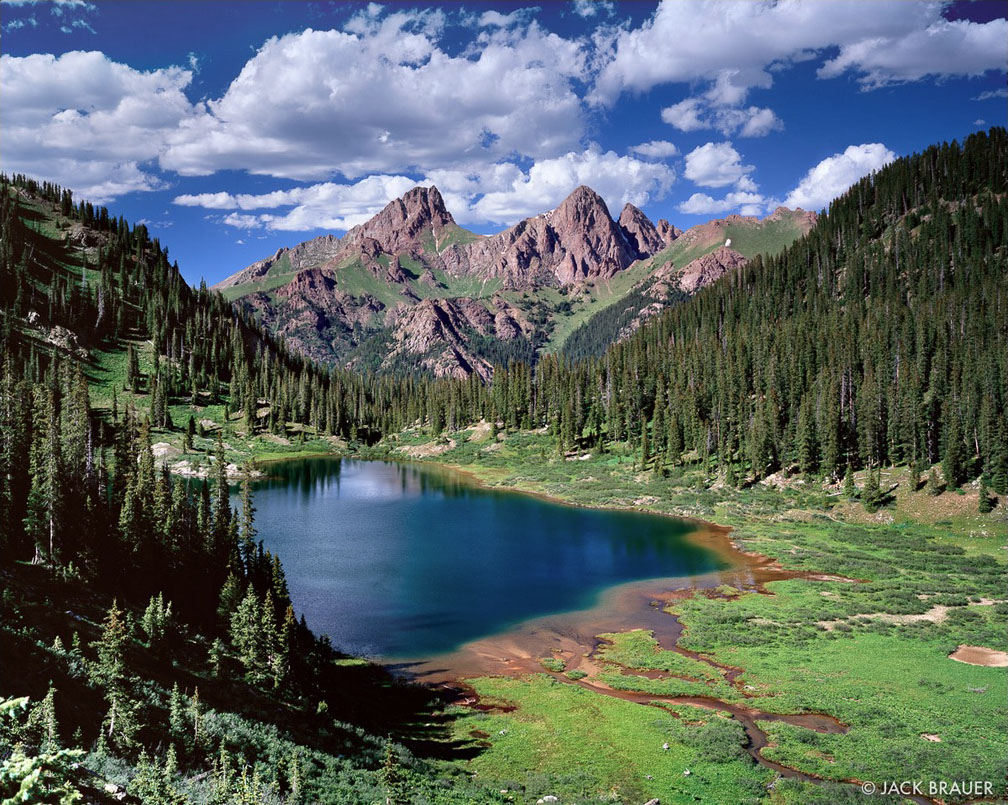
(250, 457), (725, 659)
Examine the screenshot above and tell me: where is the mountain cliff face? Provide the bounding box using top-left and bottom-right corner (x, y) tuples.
(436, 185), (653, 288)
(618, 203), (666, 257)
(343, 185), (456, 255)
(217, 185), (815, 376)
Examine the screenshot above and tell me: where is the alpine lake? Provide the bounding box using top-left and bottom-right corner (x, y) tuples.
(247, 457), (735, 671)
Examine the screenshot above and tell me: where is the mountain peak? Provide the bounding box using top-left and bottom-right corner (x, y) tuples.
(655, 219), (682, 245)
(345, 184), (456, 254)
(555, 185), (610, 216)
(401, 185), (451, 221)
(618, 203), (664, 258)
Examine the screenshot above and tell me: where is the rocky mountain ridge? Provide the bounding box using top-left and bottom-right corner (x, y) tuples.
(217, 185), (815, 377)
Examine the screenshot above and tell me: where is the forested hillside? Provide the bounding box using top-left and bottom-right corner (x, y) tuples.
(0, 179), (495, 801)
(3, 128), (1005, 560)
(1, 127), (1005, 801)
(490, 128), (1008, 494)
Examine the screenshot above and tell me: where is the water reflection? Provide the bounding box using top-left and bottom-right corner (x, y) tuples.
(247, 457), (726, 660)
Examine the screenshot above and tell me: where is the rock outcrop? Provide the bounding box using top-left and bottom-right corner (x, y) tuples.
(441, 185), (640, 288)
(671, 246), (748, 294)
(656, 219), (682, 246)
(342, 186), (456, 255)
(618, 203), (665, 258)
(216, 185), (814, 378)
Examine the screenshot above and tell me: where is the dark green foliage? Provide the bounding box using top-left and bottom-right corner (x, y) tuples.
(842, 465), (858, 499)
(0, 130), (1005, 803)
(562, 286), (686, 360)
(978, 481), (995, 513)
(861, 470), (882, 513)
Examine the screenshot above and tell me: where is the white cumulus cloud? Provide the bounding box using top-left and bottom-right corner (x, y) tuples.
(677, 191), (767, 217)
(591, 1), (1006, 105)
(784, 143), (896, 211)
(175, 174), (419, 231)
(683, 142), (755, 190)
(572, 0), (614, 18)
(661, 98), (707, 132)
(160, 17), (587, 182)
(819, 16), (1008, 88)
(0, 50), (194, 201)
(628, 140), (680, 158)
(194, 146), (677, 232)
(467, 146), (676, 225)
(663, 98), (782, 138)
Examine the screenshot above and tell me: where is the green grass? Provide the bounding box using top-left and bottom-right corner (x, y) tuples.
(389, 426), (1007, 797)
(221, 272), (299, 301)
(453, 675), (771, 804)
(213, 210), (810, 362)
(596, 630), (725, 682)
(643, 216), (808, 277)
(14, 191), (1002, 805)
(435, 223), (484, 251)
(538, 259), (661, 351)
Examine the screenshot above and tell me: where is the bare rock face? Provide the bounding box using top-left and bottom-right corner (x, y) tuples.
(213, 235), (343, 291)
(215, 188), (455, 291)
(618, 203), (665, 258)
(384, 298), (493, 380)
(549, 185), (639, 282)
(443, 185), (639, 288)
(616, 247), (748, 341)
(242, 267), (385, 363)
(225, 248), (285, 287)
(276, 267), (336, 298)
(286, 234), (342, 269)
(656, 219), (682, 245)
(216, 185), (816, 378)
(768, 205), (818, 229)
(672, 246), (748, 293)
(343, 186), (455, 255)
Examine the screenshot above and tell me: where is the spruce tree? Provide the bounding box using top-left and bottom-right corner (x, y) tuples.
(843, 464), (858, 499)
(978, 481), (995, 513)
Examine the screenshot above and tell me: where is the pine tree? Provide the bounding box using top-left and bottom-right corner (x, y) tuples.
(168, 682), (186, 744)
(140, 592), (172, 647)
(978, 481), (995, 513)
(639, 418), (649, 466)
(218, 573), (244, 622)
(942, 403), (966, 489)
(862, 469), (882, 512)
(842, 464), (858, 499)
(380, 739), (406, 805)
(90, 600), (129, 692)
(230, 588), (264, 682)
(239, 462), (256, 576)
(23, 686), (59, 752)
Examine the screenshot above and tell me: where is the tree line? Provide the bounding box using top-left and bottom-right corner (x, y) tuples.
(2, 128), (1005, 517)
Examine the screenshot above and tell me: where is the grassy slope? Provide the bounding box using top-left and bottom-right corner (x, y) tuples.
(642, 215), (808, 274)
(382, 426), (1006, 803)
(74, 323), (1007, 805)
(547, 215), (810, 353)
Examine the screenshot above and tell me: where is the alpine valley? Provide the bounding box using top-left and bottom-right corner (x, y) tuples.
(2, 127), (1005, 804)
(2, 0), (1008, 789)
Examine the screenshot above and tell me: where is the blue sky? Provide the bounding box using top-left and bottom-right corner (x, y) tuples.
(2, 0), (1005, 286)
